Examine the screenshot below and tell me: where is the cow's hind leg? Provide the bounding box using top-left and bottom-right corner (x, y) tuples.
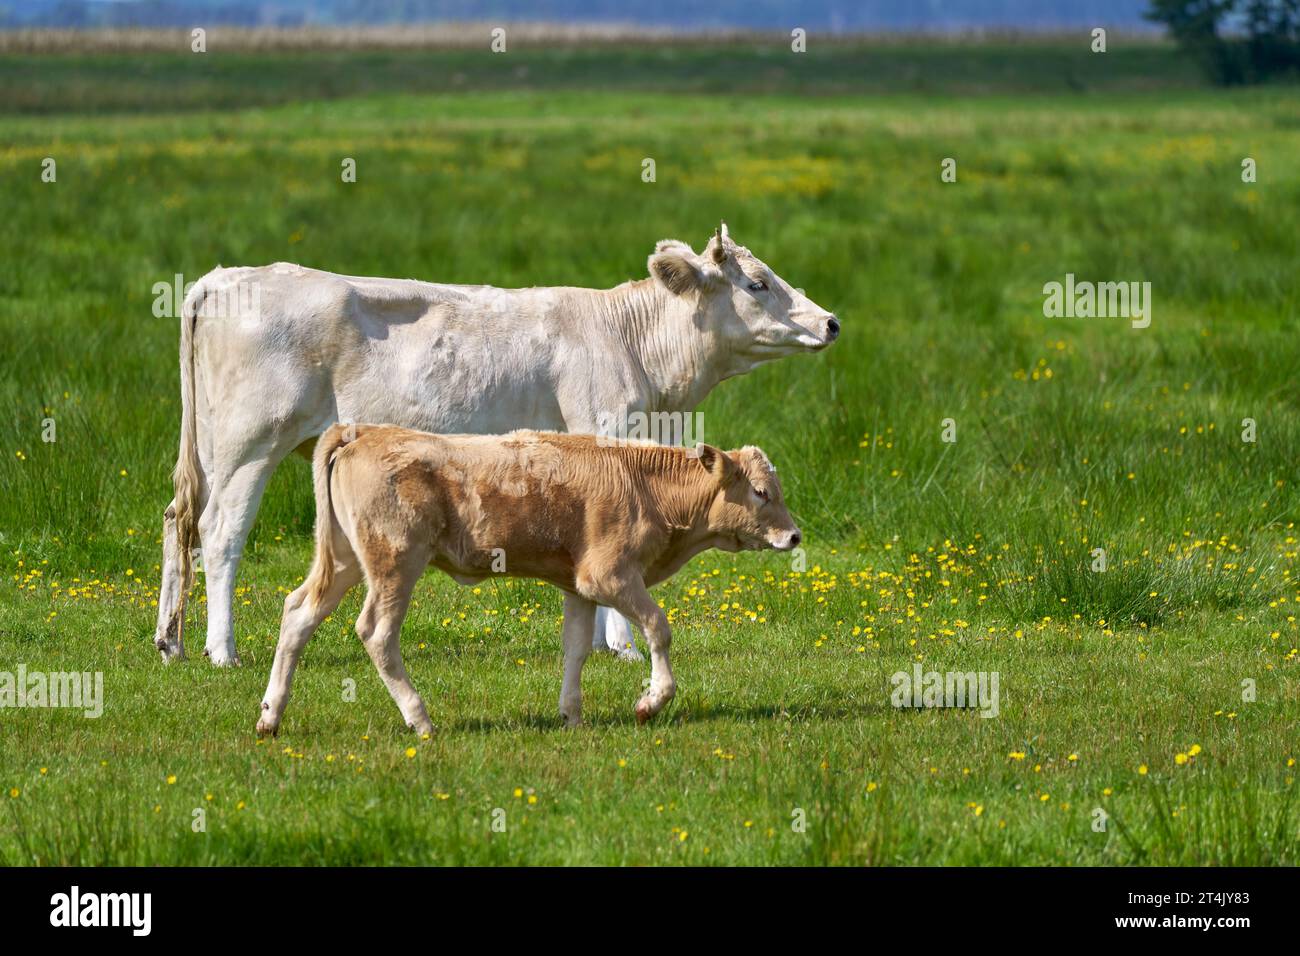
(559, 594), (596, 727)
(197, 451), (285, 666)
(257, 548), (362, 737)
(355, 555), (433, 736)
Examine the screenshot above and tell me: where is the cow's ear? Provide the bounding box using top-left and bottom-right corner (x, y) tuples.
(649, 246), (703, 296)
(707, 222), (730, 264)
(694, 443), (735, 484)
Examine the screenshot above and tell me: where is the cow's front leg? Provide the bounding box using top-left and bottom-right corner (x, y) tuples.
(558, 594), (596, 727)
(562, 404), (645, 662)
(593, 606), (643, 661)
(608, 579), (676, 724)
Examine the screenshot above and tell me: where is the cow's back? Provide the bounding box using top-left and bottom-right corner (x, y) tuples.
(203, 263), (572, 437)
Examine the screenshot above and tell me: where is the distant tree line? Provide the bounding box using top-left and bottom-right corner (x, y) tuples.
(1147, 0), (1300, 82)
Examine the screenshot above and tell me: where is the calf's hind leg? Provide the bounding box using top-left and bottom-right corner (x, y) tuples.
(558, 594), (596, 727)
(257, 555), (362, 737)
(355, 555), (434, 736)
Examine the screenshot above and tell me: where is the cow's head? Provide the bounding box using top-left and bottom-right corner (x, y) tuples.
(696, 443), (801, 553)
(648, 222), (839, 361)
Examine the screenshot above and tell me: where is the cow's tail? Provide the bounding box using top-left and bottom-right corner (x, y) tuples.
(307, 423), (359, 607)
(172, 274), (210, 647)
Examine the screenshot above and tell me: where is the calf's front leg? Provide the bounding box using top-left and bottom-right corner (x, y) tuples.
(607, 579), (676, 724)
(562, 406), (643, 662)
(558, 594), (596, 727)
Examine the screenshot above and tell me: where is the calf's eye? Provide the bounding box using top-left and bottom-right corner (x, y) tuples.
(748, 280), (767, 292)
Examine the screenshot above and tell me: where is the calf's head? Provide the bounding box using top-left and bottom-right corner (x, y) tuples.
(648, 222), (839, 362)
(694, 443), (801, 552)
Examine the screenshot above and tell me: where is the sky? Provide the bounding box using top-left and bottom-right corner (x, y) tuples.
(2, 0), (1160, 32)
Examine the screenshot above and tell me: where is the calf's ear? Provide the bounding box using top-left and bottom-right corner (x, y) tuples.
(649, 247), (703, 296)
(694, 443), (734, 484)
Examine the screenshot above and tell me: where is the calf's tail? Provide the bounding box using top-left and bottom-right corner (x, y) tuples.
(307, 423), (360, 606)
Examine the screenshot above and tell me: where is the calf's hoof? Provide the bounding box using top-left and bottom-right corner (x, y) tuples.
(635, 689), (674, 724)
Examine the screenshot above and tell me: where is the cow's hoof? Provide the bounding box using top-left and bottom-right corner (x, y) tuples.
(205, 648), (241, 668)
(635, 699), (654, 725)
(157, 645), (186, 664)
(559, 711), (583, 729)
(255, 719), (278, 738)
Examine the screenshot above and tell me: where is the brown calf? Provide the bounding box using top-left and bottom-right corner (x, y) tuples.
(256, 423), (800, 736)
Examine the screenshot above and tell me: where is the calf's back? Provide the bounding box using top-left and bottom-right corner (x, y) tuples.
(322, 425), (688, 594)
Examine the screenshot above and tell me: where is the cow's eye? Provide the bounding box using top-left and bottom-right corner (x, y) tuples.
(753, 487), (770, 503)
(748, 280), (768, 292)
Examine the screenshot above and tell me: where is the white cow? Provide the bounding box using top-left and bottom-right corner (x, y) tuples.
(155, 223), (839, 665)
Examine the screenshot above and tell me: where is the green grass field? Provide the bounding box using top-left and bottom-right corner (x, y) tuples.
(2, 40), (1299, 865)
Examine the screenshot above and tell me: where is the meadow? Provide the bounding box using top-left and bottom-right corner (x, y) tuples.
(1, 38), (1298, 864)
